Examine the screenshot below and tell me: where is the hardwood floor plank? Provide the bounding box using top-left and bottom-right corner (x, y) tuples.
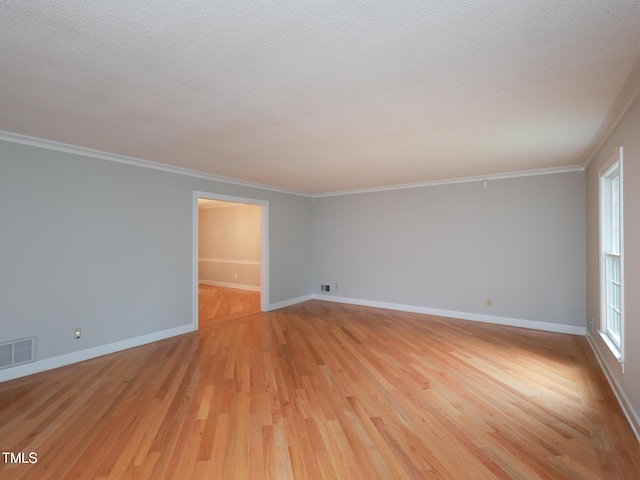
(2, 300), (640, 479)
(198, 284), (260, 328)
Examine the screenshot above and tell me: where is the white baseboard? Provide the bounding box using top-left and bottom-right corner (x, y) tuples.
(312, 294), (586, 336)
(0, 324), (195, 383)
(586, 333), (640, 443)
(199, 280), (261, 292)
(269, 295), (313, 311)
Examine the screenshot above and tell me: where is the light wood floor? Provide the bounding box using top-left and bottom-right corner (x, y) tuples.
(1, 300), (639, 479)
(198, 284), (261, 328)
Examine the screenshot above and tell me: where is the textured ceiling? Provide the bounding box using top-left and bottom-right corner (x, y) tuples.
(1, 1), (639, 194)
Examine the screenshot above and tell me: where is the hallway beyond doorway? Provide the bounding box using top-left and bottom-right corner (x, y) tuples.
(198, 284), (260, 328)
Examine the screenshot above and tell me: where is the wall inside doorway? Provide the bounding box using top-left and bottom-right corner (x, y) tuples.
(198, 201), (261, 290)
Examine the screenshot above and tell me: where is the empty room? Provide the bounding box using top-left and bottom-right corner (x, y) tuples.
(1, 2), (640, 479)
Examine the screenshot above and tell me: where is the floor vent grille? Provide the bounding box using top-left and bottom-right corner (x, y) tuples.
(0, 337), (35, 370)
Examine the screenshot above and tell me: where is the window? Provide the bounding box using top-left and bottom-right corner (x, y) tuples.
(600, 147), (624, 365)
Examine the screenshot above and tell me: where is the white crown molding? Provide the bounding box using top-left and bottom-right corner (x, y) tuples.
(1, 129), (587, 198)
(582, 56), (640, 169)
(0, 129), (586, 198)
(0, 130), (310, 197)
(312, 165), (585, 198)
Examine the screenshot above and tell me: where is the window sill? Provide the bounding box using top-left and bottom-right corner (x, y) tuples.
(598, 330), (625, 373)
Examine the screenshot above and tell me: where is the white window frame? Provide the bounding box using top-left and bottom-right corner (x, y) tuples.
(599, 147), (624, 369)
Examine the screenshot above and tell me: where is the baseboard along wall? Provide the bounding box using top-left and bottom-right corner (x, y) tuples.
(0, 324), (194, 383)
(311, 294), (586, 335)
(586, 333), (640, 443)
(199, 280), (261, 292)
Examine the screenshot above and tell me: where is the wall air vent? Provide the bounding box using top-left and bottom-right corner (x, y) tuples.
(0, 337), (35, 370)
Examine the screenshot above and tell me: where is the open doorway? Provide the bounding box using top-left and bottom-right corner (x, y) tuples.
(193, 191), (269, 329)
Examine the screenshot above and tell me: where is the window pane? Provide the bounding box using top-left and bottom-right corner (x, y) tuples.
(605, 255), (621, 346)
(601, 157), (623, 355)
(612, 203), (620, 253)
(612, 175), (620, 254)
(612, 311), (620, 340)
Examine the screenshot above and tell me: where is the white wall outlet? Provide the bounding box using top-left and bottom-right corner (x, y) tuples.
(335, 283), (339, 290)
(486, 299), (492, 307)
(74, 327), (81, 339)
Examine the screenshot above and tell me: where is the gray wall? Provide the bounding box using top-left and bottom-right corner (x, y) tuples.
(313, 172), (586, 327)
(0, 137), (591, 385)
(0, 140), (312, 362)
(586, 96), (640, 428)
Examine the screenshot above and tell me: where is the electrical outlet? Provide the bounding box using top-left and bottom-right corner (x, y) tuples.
(74, 327), (81, 339)
(335, 283), (339, 290)
(486, 299), (492, 307)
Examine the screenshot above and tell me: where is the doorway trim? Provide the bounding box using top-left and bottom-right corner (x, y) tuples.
(193, 191), (269, 329)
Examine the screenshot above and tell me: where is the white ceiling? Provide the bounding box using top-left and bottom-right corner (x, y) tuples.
(1, 1), (639, 194)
